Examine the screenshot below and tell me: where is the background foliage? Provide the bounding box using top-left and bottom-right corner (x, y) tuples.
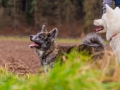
(0, 0), (103, 37)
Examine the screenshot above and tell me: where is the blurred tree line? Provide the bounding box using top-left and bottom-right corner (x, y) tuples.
(0, 0), (102, 37)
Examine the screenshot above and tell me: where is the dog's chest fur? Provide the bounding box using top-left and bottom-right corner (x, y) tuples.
(110, 34), (120, 60)
(35, 43), (75, 68)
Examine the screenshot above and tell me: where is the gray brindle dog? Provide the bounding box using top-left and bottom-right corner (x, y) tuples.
(29, 25), (105, 72)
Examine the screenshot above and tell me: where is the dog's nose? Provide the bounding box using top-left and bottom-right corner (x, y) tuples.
(30, 35), (33, 40)
(93, 20), (97, 25)
(93, 20), (96, 22)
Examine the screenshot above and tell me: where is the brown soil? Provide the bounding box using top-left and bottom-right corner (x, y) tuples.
(0, 39), (115, 76)
(0, 40), (78, 75)
(0, 40), (40, 75)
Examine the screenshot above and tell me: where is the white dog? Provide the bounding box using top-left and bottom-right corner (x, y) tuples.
(93, 4), (120, 65)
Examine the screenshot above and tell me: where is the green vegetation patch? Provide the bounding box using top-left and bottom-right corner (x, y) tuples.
(0, 36), (80, 43)
(0, 51), (119, 90)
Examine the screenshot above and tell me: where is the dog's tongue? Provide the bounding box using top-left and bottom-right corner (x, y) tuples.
(94, 26), (104, 32)
(29, 43), (39, 48)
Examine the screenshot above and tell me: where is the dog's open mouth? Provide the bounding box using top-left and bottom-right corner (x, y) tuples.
(29, 43), (40, 48)
(94, 26), (104, 32)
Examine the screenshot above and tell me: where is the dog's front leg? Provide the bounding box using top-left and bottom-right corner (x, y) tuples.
(41, 59), (51, 72)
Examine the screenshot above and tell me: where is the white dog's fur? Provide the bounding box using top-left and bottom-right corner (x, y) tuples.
(93, 4), (120, 65)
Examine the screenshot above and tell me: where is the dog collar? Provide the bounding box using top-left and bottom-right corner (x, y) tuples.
(110, 32), (120, 41)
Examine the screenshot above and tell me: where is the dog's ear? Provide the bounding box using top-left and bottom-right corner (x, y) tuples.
(106, 4), (114, 18)
(114, 7), (120, 12)
(48, 28), (58, 42)
(41, 25), (47, 32)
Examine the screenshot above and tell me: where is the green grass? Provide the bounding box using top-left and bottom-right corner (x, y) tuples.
(0, 36), (29, 41)
(0, 36), (80, 43)
(0, 36), (109, 44)
(56, 38), (80, 43)
(0, 51), (119, 90)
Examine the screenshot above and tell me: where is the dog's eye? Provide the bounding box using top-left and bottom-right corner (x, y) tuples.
(39, 35), (44, 38)
(48, 34), (51, 37)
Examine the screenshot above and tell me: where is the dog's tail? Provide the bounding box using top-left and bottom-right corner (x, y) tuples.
(81, 32), (105, 50)
(77, 33), (105, 59)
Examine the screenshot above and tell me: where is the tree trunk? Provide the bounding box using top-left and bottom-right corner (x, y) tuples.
(57, 0), (61, 26)
(66, 0), (70, 25)
(34, 0), (37, 30)
(14, 0), (16, 32)
(25, 0), (28, 11)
